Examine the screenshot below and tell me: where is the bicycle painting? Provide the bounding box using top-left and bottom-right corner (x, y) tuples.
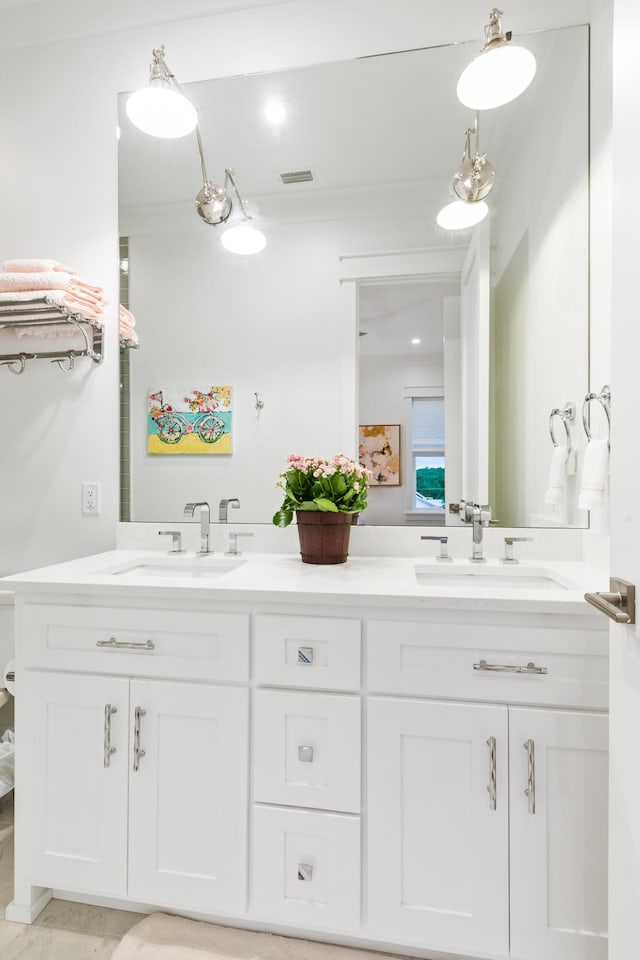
(148, 385), (232, 455)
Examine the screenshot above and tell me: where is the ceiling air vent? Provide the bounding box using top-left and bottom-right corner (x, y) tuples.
(280, 170), (314, 184)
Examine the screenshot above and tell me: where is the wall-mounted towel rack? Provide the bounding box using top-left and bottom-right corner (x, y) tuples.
(548, 402), (576, 450)
(0, 297), (104, 373)
(582, 385), (611, 443)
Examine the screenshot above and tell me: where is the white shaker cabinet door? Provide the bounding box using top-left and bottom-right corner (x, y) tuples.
(509, 707), (608, 960)
(22, 671), (129, 895)
(127, 679), (249, 915)
(367, 697), (509, 958)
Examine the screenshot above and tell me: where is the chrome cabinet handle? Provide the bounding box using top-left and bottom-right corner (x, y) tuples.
(133, 706), (146, 772)
(487, 736), (497, 811)
(96, 637), (155, 651)
(297, 863), (313, 881)
(524, 739), (536, 815)
(298, 745), (314, 763)
(103, 704), (117, 768)
(585, 577), (636, 624)
(473, 659), (548, 675)
(297, 646), (314, 664)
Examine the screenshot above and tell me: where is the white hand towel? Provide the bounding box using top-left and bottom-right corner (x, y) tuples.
(544, 444), (568, 505)
(578, 438), (609, 511)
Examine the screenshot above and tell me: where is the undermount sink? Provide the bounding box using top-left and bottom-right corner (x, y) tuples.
(107, 557), (247, 579)
(414, 563), (570, 591)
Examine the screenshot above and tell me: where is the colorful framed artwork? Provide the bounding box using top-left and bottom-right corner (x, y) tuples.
(358, 424), (401, 485)
(148, 386), (232, 455)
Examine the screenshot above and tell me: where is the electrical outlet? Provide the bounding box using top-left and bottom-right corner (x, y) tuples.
(81, 482), (101, 516)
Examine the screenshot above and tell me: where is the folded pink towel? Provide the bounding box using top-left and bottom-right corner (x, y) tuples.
(0, 289), (103, 321)
(119, 304), (136, 328)
(120, 325), (139, 346)
(0, 271), (104, 302)
(1, 258), (77, 275)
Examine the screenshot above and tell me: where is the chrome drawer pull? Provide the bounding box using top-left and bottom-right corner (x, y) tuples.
(298, 863), (313, 881)
(473, 659), (548, 675)
(103, 704), (117, 768)
(487, 736), (497, 811)
(298, 745), (314, 763)
(97, 637), (155, 651)
(133, 706), (146, 772)
(524, 739), (536, 815)
(297, 646), (314, 664)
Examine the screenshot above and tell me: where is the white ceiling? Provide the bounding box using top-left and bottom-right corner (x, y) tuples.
(358, 280), (458, 358)
(0, 0), (288, 48)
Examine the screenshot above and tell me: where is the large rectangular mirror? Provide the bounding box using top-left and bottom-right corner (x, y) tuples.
(118, 24), (590, 527)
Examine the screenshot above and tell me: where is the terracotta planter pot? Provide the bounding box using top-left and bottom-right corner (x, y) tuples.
(295, 510), (353, 564)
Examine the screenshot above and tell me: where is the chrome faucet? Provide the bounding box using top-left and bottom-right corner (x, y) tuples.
(219, 498), (240, 522)
(450, 499), (492, 562)
(183, 501), (211, 553)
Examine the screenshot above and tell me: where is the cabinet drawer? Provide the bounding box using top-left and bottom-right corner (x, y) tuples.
(20, 604), (249, 683)
(254, 614), (360, 691)
(254, 689), (360, 812)
(252, 805), (360, 932)
(367, 620), (608, 709)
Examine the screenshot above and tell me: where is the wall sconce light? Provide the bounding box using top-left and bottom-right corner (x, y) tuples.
(457, 8), (537, 110)
(194, 137), (266, 254)
(436, 119), (494, 231)
(126, 46), (198, 139)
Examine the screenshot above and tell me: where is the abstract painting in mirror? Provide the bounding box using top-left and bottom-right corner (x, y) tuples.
(118, 24), (589, 527)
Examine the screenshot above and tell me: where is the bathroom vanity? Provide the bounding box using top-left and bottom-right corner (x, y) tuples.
(5, 551), (608, 960)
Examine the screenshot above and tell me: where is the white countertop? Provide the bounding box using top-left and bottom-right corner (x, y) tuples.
(0, 550), (607, 617)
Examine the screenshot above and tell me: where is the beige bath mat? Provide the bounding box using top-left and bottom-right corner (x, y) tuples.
(112, 913), (405, 960)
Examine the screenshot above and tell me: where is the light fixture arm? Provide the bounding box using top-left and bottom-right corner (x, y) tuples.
(224, 167), (252, 221)
(195, 125), (210, 187)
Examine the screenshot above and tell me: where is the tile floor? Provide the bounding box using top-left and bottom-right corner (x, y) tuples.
(0, 791), (140, 958)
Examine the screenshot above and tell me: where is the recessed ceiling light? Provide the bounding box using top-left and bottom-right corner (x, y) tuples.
(265, 101), (286, 124)
(411, 338), (421, 345)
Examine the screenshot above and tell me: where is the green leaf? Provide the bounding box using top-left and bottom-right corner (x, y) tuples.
(314, 498), (339, 512)
(298, 500), (320, 511)
(272, 508), (293, 527)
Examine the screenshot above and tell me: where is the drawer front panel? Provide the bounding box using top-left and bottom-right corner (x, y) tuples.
(254, 689), (361, 812)
(252, 805), (360, 932)
(367, 620), (608, 709)
(21, 604), (249, 682)
(254, 614), (360, 691)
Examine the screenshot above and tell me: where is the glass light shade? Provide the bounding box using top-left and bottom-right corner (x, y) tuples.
(436, 200), (488, 231)
(457, 44), (536, 110)
(125, 83), (198, 139)
(220, 222), (267, 255)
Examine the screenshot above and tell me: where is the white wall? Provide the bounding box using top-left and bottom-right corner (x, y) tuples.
(0, 0), (608, 575)
(491, 25), (590, 527)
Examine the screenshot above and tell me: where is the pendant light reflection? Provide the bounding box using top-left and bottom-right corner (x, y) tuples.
(221, 222), (267, 255)
(436, 118), (493, 231)
(457, 8), (536, 110)
(437, 200), (488, 231)
(126, 46), (197, 139)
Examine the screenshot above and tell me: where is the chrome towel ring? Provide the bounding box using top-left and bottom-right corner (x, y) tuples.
(582, 385), (611, 443)
(548, 402), (576, 450)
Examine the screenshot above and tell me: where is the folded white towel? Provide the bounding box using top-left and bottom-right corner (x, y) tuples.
(544, 444), (569, 505)
(578, 438), (609, 511)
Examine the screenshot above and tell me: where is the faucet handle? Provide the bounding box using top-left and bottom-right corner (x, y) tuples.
(421, 535), (453, 562)
(158, 530), (183, 553)
(502, 536), (533, 564)
(225, 532), (254, 556)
